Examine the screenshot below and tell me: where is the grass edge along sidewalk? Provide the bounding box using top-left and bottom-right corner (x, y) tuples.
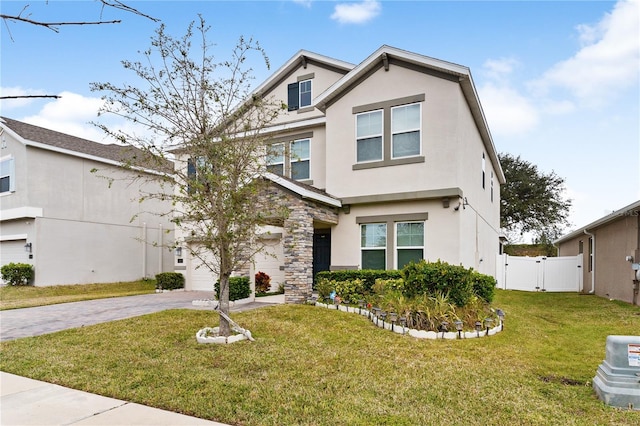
(1, 290), (639, 425)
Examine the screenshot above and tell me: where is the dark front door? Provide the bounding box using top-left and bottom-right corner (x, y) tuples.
(313, 229), (331, 280)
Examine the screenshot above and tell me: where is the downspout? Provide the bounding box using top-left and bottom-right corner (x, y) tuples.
(142, 222), (147, 279)
(158, 224), (163, 274)
(584, 229), (595, 294)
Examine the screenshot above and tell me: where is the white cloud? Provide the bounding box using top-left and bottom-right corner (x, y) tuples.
(479, 82), (539, 137)
(331, 0), (381, 24)
(529, 0), (640, 107)
(17, 91), (120, 143)
(0, 86), (46, 113)
(482, 57), (520, 81)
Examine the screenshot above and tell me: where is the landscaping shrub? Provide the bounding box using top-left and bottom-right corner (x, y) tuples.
(333, 278), (365, 303)
(215, 276), (251, 301)
(315, 270), (402, 293)
(1, 263), (34, 286)
(155, 272), (185, 290)
(315, 277), (334, 300)
(472, 272), (497, 303)
(254, 271), (271, 294)
(401, 260), (473, 307)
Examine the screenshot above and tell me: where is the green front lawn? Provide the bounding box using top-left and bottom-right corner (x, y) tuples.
(1, 290), (639, 425)
(0, 280), (156, 310)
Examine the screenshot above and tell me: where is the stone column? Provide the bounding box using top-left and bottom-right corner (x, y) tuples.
(283, 205), (314, 303)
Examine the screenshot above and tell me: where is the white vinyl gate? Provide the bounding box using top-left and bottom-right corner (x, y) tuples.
(496, 254), (583, 292)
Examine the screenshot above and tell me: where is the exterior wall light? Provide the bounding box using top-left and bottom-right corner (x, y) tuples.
(175, 246), (182, 257)
(24, 242), (32, 253)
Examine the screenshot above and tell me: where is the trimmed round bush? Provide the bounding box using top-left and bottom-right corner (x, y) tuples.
(155, 272), (185, 290)
(1, 263), (34, 286)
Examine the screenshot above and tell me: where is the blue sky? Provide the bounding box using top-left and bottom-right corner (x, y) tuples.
(1, 0), (639, 238)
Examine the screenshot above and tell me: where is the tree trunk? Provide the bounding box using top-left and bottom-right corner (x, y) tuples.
(218, 273), (231, 336)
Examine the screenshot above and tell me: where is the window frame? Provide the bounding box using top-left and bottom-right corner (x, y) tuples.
(390, 103), (422, 159)
(266, 143), (286, 176)
(265, 138), (311, 181)
(290, 138), (310, 180)
(360, 223), (387, 270)
(395, 221), (425, 269)
(355, 109), (384, 163)
(299, 79), (312, 108)
(0, 156), (15, 194)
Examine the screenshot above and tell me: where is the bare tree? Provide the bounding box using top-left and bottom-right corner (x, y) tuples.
(1, 0), (158, 100)
(91, 16), (285, 337)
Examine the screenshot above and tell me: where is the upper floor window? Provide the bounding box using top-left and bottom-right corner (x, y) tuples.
(266, 139), (310, 181)
(287, 75), (314, 111)
(299, 80), (312, 108)
(266, 143), (285, 176)
(0, 156), (15, 194)
(482, 152), (486, 189)
(391, 103), (421, 158)
(352, 94), (425, 169)
(356, 110), (383, 163)
(290, 139), (310, 180)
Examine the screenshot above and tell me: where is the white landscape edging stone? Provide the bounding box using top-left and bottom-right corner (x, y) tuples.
(315, 302), (503, 340)
(195, 326), (253, 344)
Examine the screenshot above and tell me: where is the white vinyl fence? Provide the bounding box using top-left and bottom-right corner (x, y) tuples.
(496, 254), (583, 292)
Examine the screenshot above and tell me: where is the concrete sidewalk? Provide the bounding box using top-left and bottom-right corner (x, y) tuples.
(0, 372), (228, 425)
(0, 291), (285, 425)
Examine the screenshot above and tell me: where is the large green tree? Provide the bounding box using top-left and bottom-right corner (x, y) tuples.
(499, 152), (572, 241)
(91, 17), (284, 336)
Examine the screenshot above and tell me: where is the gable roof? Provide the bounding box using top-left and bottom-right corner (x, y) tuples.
(314, 45), (505, 184)
(0, 117), (172, 173)
(264, 172), (341, 208)
(251, 50), (355, 99)
(554, 199), (640, 244)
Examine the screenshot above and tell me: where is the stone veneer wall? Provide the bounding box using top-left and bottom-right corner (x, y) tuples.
(264, 185), (339, 304)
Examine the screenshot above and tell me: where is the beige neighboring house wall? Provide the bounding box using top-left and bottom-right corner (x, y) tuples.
(555, 200), (640, 305)
(173, 45), (504, 298)
(0, 117), (174, 286)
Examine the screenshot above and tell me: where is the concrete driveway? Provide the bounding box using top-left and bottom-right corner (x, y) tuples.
(0, 291), (282, 341)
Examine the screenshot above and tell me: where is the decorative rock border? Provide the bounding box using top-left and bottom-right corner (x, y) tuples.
(196, 326), (253, 344)
(314, 302), (503, 339)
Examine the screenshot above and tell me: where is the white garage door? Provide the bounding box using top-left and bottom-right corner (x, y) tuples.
(188, 247), (218, 291)
(1, 240), (29, 267)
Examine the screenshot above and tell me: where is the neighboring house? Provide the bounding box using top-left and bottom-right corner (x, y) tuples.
(0, 117), (174, 286)
(555, 200), (640, 306)
(174, 45), (505, 302)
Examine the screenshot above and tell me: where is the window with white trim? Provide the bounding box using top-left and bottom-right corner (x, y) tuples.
(299, 80), (312, 108)
(396, 222), (424, 269)
(391, 103), (421, 158)
(0, 156), (16, 194)
(266, 139), (310, 181)
(356, 110), (383, 163)
(290, 139), (310, 180)
(266, 143), (285, 176)
(361, 223), (386, 270)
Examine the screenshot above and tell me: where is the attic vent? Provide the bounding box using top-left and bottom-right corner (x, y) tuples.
(382, 53), (389, 71)
(301, 56), (308, 69)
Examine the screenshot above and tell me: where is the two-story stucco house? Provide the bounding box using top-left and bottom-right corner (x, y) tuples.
(0, 117), (174, 286)
(175, 46), (505, 303)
